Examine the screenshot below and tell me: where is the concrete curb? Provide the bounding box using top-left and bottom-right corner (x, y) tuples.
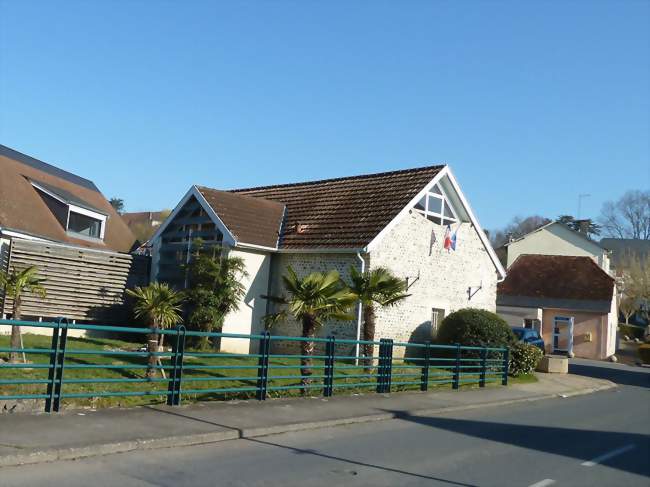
(0, 381), (617, 468)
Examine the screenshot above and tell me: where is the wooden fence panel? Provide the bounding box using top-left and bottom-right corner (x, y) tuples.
(1, 238), (150, 323)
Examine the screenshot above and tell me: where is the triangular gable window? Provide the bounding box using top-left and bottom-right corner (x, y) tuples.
(414, 183), (457, 226)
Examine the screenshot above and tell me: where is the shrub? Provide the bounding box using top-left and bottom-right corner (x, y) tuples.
(437, 308), (516, 349)
(509, 343), (543, 376)
(618, 324), (645, 340)
(638, 344), (650, 365)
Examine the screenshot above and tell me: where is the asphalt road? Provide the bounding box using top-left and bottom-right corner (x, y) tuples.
(1, 359), (648, 487)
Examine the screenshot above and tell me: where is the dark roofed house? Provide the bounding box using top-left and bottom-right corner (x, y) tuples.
(497, 254), (617, 360)
(151, 164), (505, 354)
(0, 145), (147, 330)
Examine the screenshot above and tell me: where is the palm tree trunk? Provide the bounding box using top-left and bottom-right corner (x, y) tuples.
(9, 299), (22, 363)
(362, 304), (376, 373)
(157, 333), (166, 380)
(300, 314), (316, 393)
(146, 319), (159, 378)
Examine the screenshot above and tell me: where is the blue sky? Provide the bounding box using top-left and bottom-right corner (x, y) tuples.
(1, 0), (648, 231)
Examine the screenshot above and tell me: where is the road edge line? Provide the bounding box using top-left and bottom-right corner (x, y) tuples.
(0, 381), (617, 468)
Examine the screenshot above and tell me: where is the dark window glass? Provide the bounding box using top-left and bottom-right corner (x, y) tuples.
(427, 195), (442, 214)
(443, 202), (455, 218)
(68, 212), (102, 238)
(415, 196), (426, 211)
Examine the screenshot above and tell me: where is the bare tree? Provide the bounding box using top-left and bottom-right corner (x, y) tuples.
(599, 190), (650, 240)
(489, 215), (551, 248)
(618, 297), (637, 325)
(618, 252), (650, 324)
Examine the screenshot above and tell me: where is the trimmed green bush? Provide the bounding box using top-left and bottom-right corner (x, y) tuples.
(509, 343), (543, 376)
(618, 324), (645, 340)
(638, 344), (650, 365)
(437, 308), (516, 348)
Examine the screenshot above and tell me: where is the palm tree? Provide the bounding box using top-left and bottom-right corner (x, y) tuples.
(184, 241), (248, 349)
(126, 283), (184, 378)
(0, 265), (47, 363)
(347, 266), (410, 370)
(264, 266), (356, 391)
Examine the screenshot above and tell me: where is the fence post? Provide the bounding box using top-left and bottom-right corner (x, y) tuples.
(167, 325), (186, 406)
(502, 347), (509, 386)
(376, 339), (386, 393)
(45, 317), (68, 413)
(452, 343), (461, 390)
(385, 339), (393, 393)
(323, 336), (335, 397)
(421, 342), (431, 392)
(479, 348), (487, 388)
(256, 331), (271, 400)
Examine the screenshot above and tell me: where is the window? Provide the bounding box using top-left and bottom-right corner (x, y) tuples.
(414, 184), (457, 226)
(523, 318), (540, 330)
(28, 179), (107, 240)
(68, 211), (102, 238)
(431, 307), (446, 338)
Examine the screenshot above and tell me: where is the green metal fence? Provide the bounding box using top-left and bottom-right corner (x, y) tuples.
(0, 318), (509, 413)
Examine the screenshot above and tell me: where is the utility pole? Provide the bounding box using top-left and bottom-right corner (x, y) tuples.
(577, 193), (591, 219)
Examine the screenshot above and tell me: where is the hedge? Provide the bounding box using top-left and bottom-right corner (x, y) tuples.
(509, 343), (543, 376)
(437, 308), (516, 349)
(639, 344), (650, 365)
(618, 324), (646, 340)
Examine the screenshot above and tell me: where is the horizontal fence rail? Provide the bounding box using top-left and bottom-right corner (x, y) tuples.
(0, 318), (509, 413)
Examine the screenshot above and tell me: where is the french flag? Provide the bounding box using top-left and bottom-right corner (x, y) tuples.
(444, 225), (457, 251)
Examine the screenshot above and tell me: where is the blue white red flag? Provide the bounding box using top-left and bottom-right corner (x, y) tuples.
(444, 225), (458, 251)
(444, 225), (452, 251)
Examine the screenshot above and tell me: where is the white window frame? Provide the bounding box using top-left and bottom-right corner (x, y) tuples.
(67, 204), (107, 240)
(431, 307), (446, 339)
(414, 183), (458, 225)
(30, 180), (107, 240)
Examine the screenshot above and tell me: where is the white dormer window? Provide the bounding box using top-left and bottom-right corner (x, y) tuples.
(29, 179), (107, 241)
(414, 183), (457, 226)
(67, 205), (106, 239)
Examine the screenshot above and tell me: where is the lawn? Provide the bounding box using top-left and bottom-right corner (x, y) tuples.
(0, 333), (532, 409)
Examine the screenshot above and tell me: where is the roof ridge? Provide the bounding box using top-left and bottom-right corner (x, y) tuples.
(0, 144), (99, 192)
(197, 185), (286, 208)
(230, 164), (445, 193)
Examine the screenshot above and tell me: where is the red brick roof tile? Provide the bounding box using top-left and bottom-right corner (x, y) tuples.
(230, 165), (443, 249)
(498, 255), (614, 301)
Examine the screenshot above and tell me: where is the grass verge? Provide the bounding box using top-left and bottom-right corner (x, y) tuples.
(0, 333), (523, 409)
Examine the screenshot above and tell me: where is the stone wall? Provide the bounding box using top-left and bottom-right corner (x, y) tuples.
(266, 210), (500, 355)
(267, 252), (362, 355)
(369, 210), (498, 348)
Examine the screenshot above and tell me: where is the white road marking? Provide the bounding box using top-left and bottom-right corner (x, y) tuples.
(581, 444), (636, 467)
(528, 479), (556, 487)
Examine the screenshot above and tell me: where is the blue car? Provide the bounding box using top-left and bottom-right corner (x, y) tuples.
(511, 327), (545, 353)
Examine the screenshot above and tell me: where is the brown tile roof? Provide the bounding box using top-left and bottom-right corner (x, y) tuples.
(497, 255), (614, 302)
(197, 187), (285, 248)
(229, 165), (444, 249)
(0, 145), (136, 252)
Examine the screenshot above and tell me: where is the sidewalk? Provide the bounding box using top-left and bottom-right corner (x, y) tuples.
(0, 373), (615, 467)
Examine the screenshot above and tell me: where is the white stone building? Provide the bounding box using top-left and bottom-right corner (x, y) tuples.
(150, 165), (506, 354)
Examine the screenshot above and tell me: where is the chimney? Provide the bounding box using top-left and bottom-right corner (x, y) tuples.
(576, 219), (590, 235)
